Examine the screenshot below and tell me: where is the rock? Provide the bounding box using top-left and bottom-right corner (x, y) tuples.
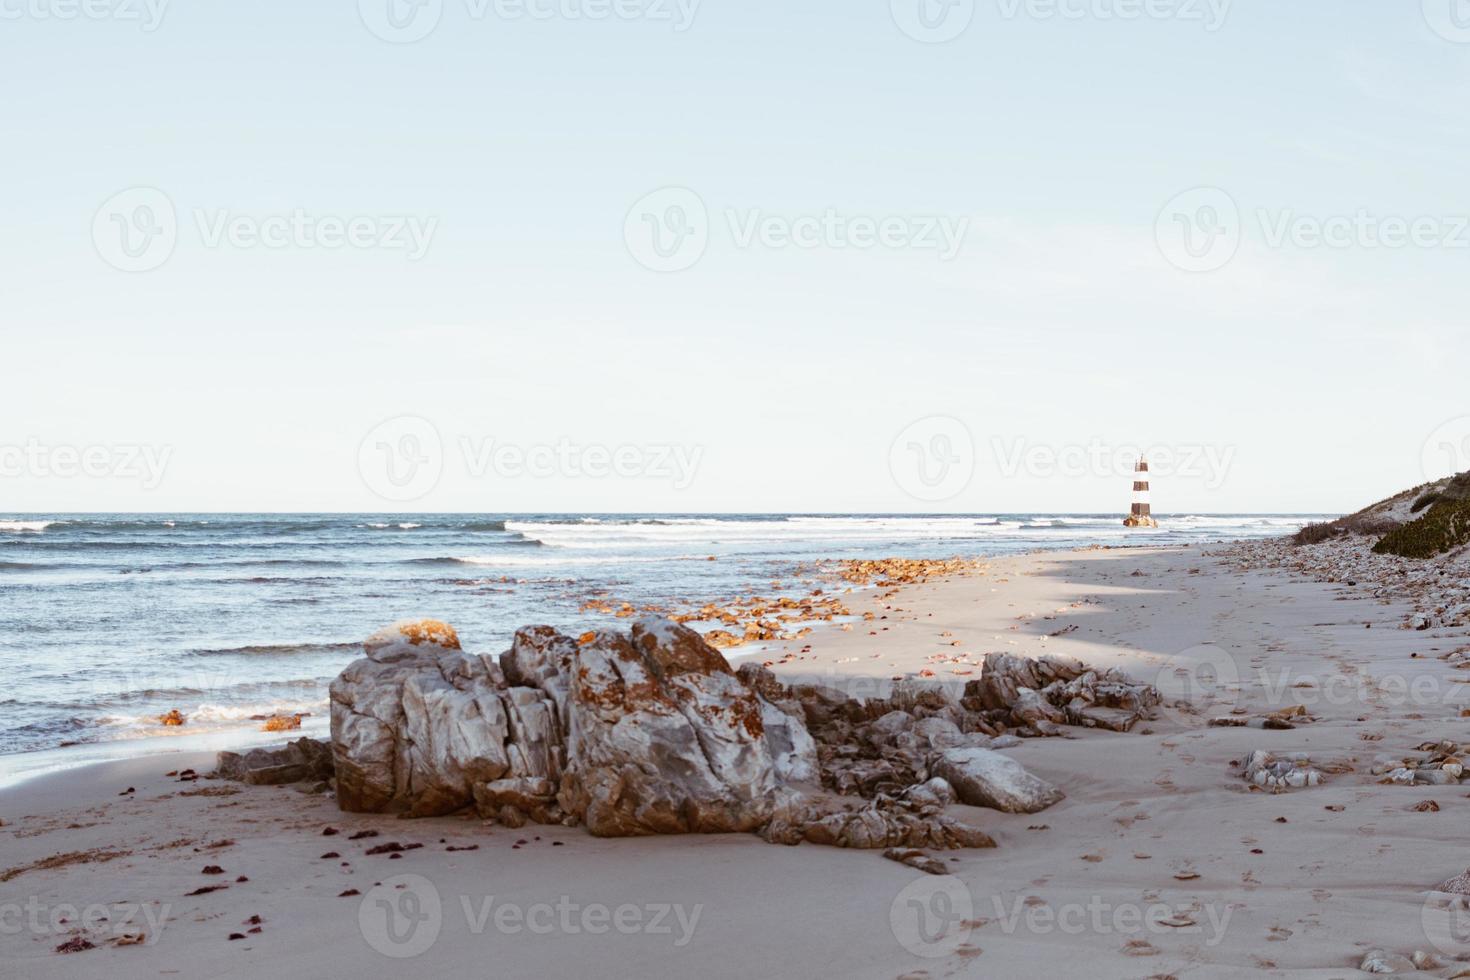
(159, 709), (186, 726)
(934, 747), (1064, 813)
(963, 653), (1158, 733)
(326, 615), (1089, 853)
(882, 847), (949, 875)
(1414, 769), (1458, 786)
(330, 619), (563, 817)
(1241, 750), (1324, 792)
(871, 710), (916, 736)
(260, 713), (303, 732)
(1436, 869), (1470, 894)
(214, 737), (333, 786)
(903, 777), (957, 809)
(1359, 949), (1415, 973)
(556, 620), (784, 837)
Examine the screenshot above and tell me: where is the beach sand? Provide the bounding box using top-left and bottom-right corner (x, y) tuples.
(4, 543), (1468, 978)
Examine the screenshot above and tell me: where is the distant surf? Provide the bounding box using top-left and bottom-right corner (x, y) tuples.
(0, 511), (1326, 757)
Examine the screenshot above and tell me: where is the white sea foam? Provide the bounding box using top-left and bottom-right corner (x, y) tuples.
(0, 520), (55, 533)
(97, 698), (328, 729)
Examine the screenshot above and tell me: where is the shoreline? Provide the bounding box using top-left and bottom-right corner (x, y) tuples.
(0, 539), (1209, 784)
(6, 538), (1469, 976)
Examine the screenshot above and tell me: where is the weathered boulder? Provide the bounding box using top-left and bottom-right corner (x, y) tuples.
(214, 737), (333, 786)
(329, 620), (564, 817)
(934, 747), (1065, 814)
(556, 620), (789, 836)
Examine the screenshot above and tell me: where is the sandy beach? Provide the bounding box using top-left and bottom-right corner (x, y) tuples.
(4, 541), (1468, 979)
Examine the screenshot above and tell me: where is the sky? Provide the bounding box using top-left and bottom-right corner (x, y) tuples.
(2, 0), (1468, 514)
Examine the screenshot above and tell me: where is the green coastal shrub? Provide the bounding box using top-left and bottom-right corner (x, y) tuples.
(1410, 491), (1440, 513)
(1373, 497), (1470, 558)
(1293, 522), (1340, 545)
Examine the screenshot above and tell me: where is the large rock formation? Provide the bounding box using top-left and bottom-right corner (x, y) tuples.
(323, 616), (1160, 850)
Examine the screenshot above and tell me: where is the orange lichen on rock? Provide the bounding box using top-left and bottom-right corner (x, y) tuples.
(394, 619), (461, 650)
(261, 714), (303, 732)
(159, 709), (186, 726)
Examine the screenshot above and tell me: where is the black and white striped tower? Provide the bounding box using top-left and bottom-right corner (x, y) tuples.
(1123, 456), (1159, 528)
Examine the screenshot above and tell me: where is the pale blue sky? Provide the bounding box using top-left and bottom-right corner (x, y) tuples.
(3, 1), (1468, 513)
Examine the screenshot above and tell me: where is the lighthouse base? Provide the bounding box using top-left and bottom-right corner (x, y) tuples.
(1122, 515), (1159, 528)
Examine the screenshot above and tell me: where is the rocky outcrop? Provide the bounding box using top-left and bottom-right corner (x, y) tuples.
(324, 617), (1158, 851)
(934, 747), (1065, 813)
(961, 652), (1160, 735)
(213, 737), (334, 786)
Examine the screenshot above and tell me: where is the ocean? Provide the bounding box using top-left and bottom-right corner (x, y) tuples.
(0, 513), (1323, 770)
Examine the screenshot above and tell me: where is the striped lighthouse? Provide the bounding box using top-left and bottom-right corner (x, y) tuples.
(1123, 456), (1159, 528)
